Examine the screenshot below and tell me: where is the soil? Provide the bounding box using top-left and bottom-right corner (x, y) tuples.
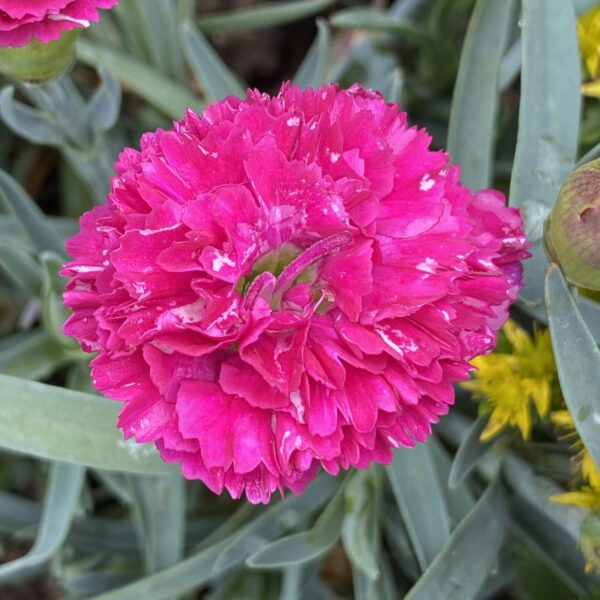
(198, 0), (320, 91)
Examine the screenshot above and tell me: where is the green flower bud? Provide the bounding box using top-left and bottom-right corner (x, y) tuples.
(580, 509), (600, 574)
(0, 30), (79, 84)
(544, 159), (600, 291)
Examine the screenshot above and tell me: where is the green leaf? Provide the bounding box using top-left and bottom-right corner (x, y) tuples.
(428, 436), (475, 526)
(503, 454), (586, 541)
(511, 506), (588, 593)
(342, 468), (382, 581)
(509, 0), (580, 209)
(279, 566), (304, 600)
(197, 0), (337, 34)
(0, 170), (65, 257)
(404, 481), (508, 600)
(0, 86), (64, 146)
(87, 67), (122, 133)
(94, 477), (337, 600)
(128, 474), (186, 573)
(180, 21), (246, 103)
(447, 0), (514, 190)
(246, 476), (346, 569)
(40, 251), (75, 348)
(0, 330), (68, 380)
(213, 475), (337, 572)
(448, 415), (494, 489)
(387, 444), (450, 570)
(134, 0), (186, 81)
(510, 0), (580, 306)
(330, 8), (426, 39)
(383, 67), (405, 105)
(76, 40), (202, 120)
(0, 462), (85, 585)
(517, 540), (579, 600)
(293, 18), (331, 90)
(545, 265), (600, 471)
(520, 197), (551, 243)
(382, 512), (420, 581)
(0, 373), (176, 474)
(498, 38), (521, 92)
(575, 0), (600, 15)
(0, 243), (42, 296)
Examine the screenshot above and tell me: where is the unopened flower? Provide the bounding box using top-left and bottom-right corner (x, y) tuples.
(0, 1), (118, 82)
(461, 320), (555, 442)
(544, 158), (600, 291)
(0, 1), (118, 47)
(62, 83), (529, 503)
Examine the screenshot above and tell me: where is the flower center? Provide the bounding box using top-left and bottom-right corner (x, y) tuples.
(241, 232), (353, 311)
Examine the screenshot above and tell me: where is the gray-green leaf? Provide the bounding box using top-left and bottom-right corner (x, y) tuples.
(0, 373), (175, 474)
(545, 264), (600, 471)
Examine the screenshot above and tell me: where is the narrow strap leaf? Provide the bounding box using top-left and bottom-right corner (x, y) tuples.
(293, 18), (331, 90)
(246, 475), (346, 569)
(180, 21), (246, 103)
(448, 414), (494, 489)
(0, 373), (175, 474)
(447, 0), (515, 190)
(77, 40), (203, 120)
(404, 481), (508, 600)
(0, 462), (85, 585)
(0, 170), (65, 257)
(545, 265), (600, 471)
(387, 443), (451, 571)
(197, 0), (337, 34)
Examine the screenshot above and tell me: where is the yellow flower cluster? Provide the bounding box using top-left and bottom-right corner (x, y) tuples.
(460, 320), (556, 442)
(578, 4), (600, 97)
(462, 319), (600, 514)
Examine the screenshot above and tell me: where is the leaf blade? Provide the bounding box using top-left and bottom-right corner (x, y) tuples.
(0, 462), (85, 585)
(76, 40), (202, 120)
(0, 373), (175, 474)
(447, 0), (515, 190)
(404, 481), (508, 600)
(545, 265), (600, 470)
(0, 170), (65, 257)
(180, 21), (245, 103)
(246, 477), (346, 569)
(387, 444), (451, 570)
(197, 0), (337, 34)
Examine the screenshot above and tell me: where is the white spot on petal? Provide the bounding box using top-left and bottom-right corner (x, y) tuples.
(48, 13), (90, 27)
(419, 173), (435, 191)
(290, 390), (305, 423)
(211, 252), (236, 272)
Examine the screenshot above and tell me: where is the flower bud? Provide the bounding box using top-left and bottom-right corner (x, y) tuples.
(544, 159), (600, 291)
(0, 30), (79, 84)
(580, 510), (600, 574)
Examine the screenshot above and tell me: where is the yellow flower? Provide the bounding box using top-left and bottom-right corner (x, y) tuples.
(550, 410), (600, 509)
(578, 4), (600, 97)
(460, 320), (556, 442)
(579, 5), (600, 78)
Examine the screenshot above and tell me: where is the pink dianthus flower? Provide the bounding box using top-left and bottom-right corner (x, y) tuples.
(0, 1), (118, 47)
(62, 83), (530, 503)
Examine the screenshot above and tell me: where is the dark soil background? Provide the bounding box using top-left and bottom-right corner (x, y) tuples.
(198, 0), (319, 90)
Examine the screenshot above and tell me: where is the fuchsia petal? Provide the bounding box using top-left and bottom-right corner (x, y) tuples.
(63, 82), (530, 503)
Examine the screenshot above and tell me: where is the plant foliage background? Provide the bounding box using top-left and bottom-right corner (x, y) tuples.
(0, 0), (599, 598)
